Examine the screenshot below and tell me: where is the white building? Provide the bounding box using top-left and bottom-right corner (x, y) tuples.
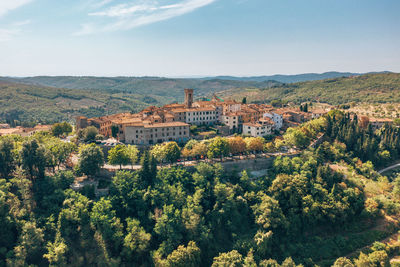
(125, 122), (190, 145)
(243, 122), (272, 137)
(222, 112), (241, 131)
(263, 112), (283, 130)
(185, 107), (218, 125)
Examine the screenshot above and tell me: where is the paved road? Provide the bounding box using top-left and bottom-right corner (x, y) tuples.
(378, 162), (400, 174)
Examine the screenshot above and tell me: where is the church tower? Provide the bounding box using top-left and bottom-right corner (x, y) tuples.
(184, 89), (194, 108)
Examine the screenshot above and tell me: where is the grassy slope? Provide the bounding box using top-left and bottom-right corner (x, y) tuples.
(218, 73), (400, 104)
(0, 81), (156, 124)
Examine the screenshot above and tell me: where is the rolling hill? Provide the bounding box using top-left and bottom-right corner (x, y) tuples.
(1, 72), (399, 125)
(0, 76), (280, 102)
(202, 71), (391, 83)
(0, 81), (158, 125)
(217, 72), (400, 105)
(0, 78), (279, 125)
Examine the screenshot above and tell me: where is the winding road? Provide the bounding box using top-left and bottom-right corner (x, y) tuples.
(378, 161), (400, 174)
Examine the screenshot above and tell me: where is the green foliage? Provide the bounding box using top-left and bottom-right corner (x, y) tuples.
(0, 138), (15, 178)
(159, 241), (201, 267)
(164, 142), (181, 163)
(122, 218), (151, 263)
(111, 125), (119, 139)
(78, 126), (99, 143)
(225, 73), (400, 105)
(207, 137), (229, 159)
(212, 250), (244, 266)
(77, 144), (104, 177)
(332, 257), (354, 267)
(0, 123), (398, 267)
(126, 144), (139, 165)
(51, 122), (72, 137)
(151, 142), (181, 164)
(90, 198), (124, 257)
(20, 139), (47, 179)
(284, 127), (311, 149)
(326, 111), (400, 167)
(108, 144), (130, 169)
(7, 221), (46, 266)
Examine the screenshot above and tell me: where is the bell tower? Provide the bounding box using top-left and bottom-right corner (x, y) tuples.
(184, 89), (194, 108)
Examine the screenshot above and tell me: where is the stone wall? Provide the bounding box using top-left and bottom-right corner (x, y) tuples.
(99, 153), (299, 179)
(219, 157), (275, 173)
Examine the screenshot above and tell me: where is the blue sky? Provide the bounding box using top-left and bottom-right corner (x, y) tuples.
(0, 0), (399, 77)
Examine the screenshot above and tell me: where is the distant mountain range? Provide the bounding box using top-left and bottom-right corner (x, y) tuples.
(202, 71), (392, 83)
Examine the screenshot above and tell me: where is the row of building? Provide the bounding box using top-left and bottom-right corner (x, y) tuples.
(0, 124), (52, 137)
(76, 89), (327, 145)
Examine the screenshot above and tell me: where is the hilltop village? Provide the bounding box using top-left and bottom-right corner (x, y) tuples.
(76, 89), (328, 145)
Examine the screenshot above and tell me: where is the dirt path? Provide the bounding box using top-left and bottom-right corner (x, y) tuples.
(344, 215), (400, 259)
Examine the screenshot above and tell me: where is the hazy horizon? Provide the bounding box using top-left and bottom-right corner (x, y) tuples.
(2, 70), (397, 79)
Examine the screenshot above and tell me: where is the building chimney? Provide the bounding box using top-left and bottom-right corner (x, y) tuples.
(184, 88), (194, 108)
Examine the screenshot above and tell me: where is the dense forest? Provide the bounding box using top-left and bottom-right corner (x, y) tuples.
(219, 73), (400, 105)
(0, 111), (399, 266)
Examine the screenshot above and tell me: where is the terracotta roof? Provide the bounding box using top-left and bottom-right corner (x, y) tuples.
(259, 117), (274, 124)
(34, 125), (52, 130)
(369, 118), (393, 123)
(170, 108), (189, 113)
(187, 107), (216, 112)
(312, 109), (328, 114)
(243, 122), (264, 128)
(0, 128), (21, 135)
(144, 122), (190, 128)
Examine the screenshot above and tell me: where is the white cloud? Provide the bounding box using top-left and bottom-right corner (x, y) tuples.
(0, 0), (33, 41)
(75, 0), (217, 35)
(0, 20), (31, 42)
(0, 0), (33, 17)
(0, 28), (19, 42)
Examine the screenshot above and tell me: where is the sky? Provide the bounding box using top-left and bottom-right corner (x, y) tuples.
(0, 0), (399, 77)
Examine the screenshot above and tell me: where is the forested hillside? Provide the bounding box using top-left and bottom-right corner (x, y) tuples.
(219, 73), (400, 105)
(1, 76), (279, 101)
(0, 81), (158, 125)
(0, 112), (399, 266)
